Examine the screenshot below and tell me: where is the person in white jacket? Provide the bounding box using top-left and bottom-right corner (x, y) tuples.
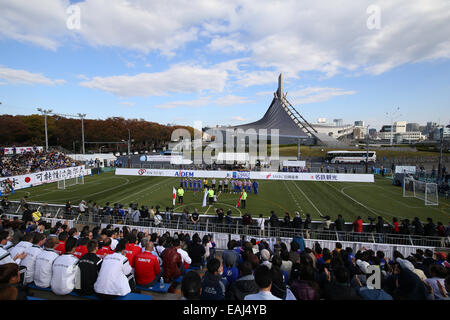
(34, 237), (60, 288)
(20, 233), (46, 284)
(8, 232), (34, 263)
(94, 238), (132, 299)
(0, 230), (26, 266)
(51, 237), (81, 295)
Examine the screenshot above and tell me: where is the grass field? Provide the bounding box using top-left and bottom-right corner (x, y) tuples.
(7, 171), (450, 223)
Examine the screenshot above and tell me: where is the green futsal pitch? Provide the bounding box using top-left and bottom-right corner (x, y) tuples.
(6, 171), (450, 223)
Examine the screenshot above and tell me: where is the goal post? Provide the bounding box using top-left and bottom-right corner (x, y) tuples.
(402, 177), (438, 206)
(57, 175), (84, 190)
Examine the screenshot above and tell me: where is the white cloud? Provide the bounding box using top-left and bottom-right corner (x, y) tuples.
(234, 70), (279, 87)
(1, 0), (450, 77)
(118, 101), (135, 107)
(80, 64), (228, 97)
(289, 87), (356, 104)
(152, 94), (252, 109)
(231, 116), (247, 121)
(0, 66), (65, 85)
(214, 95), (253, 106)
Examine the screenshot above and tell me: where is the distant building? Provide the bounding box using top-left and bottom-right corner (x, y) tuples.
(378, 121), (423, 142)
(354, 120), (365, 127)
(353, 121), (367, 139)
(369, 128), (377, 139)
(406, 123), (420, 132)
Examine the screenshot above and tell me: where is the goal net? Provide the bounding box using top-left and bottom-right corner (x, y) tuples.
(403, 177), (438, 206)
(57, 176), (84, 190)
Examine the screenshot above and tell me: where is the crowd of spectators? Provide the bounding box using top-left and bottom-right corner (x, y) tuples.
(0, 214), (449, 301)
(1, 148), (81, 177)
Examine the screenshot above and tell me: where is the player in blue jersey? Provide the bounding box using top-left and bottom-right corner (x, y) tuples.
(189, 179), (193, 191)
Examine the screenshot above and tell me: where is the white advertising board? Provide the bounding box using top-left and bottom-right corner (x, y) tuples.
(282, 160), (306, 167)
(116, 168), (374, 183)
(395, 166), (416, 174)
(0, 166), (91, 191)
(2, 146), (44, 155)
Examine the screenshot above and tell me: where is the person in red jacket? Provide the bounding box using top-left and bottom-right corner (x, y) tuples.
(162, 239), (182, 283)
(393, 217), (400, 233)
(74, 240), (89, 259)
(353, 216), (363, 242)
(134, 240), (162, 287)
(124, 234), (142, 268)
(96, 237), (114, 259)
(54, 231), (69, 255)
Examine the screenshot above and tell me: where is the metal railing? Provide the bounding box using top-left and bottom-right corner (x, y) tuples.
(3, 201), (448, 248)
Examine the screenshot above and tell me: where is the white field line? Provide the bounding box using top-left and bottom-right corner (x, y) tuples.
(291, 181), (323, 217)
(282, 181), (303, 213)
(324, 182), (407, 221)
(115, 177), (172, 204)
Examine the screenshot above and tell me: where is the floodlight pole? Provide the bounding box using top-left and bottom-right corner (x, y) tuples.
(78, 113), (86, 154)
(37, 108), (53, 152)
(437, 128), (443, 182)
(366, 125), (370, 173)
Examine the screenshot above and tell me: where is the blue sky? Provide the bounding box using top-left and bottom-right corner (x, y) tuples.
(0, 0), (449, 130)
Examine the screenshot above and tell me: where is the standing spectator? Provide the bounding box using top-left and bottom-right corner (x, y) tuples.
(392, 217), (400, 233)
(353, 216), (363, 241)
(335, 214), (345, 241)
(304, 214), (312, 238)
(191, 209), (200, 231)
(413, 217), (425, 235)
(424, 218), (436, 236)
(77, 240), (102, 296)
(256, 214), (265, 237)
(283, 212), (291, 228)
(292, 212), (302, 230)
(21, 205), (33, 224)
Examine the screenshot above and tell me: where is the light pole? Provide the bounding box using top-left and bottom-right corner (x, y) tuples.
(78, 113), (86, 154)
(386, 107), (401, 146)
(37, 108), (53, 151)
(437, 128), (444, 182)
(365, 125), (370, 173)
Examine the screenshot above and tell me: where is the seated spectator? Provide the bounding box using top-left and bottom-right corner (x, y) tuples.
(21, 233), (46, 284)
(290, 263), (320, 300)
(425, 265), (448, 300)
(96, 237), (114, 259)
(389, 258), (430, 300)
(176, 238), (192, 272)
(260, 249), (272, 269)
(222, 240), (240, 268)
(352, 260), (392, 300)
(200, 258), (226, 300)
(270, 255), (287, 299)
(124, 234), (141, 268)
(77, 240), (102, 296)
(322, 266), (362, 300)
(244, 265), (281, 300)
(8, 232), (33, 263)
(33, 237), (59, 288)
(134, 240), (161, 287)
(181, 271), (202, 300)
(162, 240), (182, 284)
(94, 239), (133, 299)
(280, 250), (293, 276)
(288, 241), (301, 264)
(222, 253), (239, 288)
(0, 263), (27, 300)
(51, 237), (80, 295)
(226, 261), (259, 300)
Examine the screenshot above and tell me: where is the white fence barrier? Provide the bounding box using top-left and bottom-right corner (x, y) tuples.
(116, 168), (375, 183)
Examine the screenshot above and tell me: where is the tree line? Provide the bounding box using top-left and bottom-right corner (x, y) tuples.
(0, 114), (193, 153)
